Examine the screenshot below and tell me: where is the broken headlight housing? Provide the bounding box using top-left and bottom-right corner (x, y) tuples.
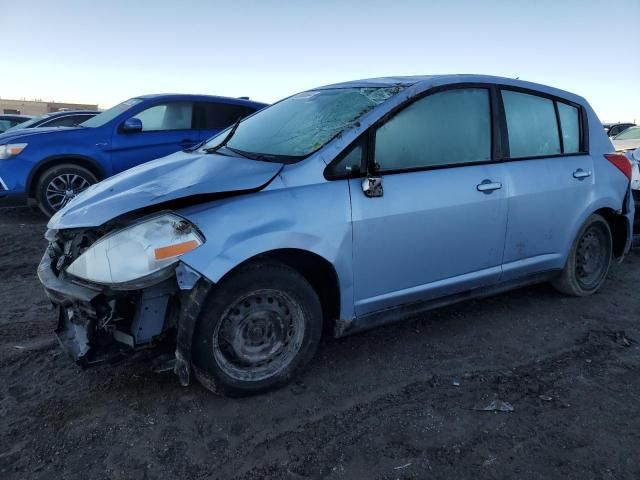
(66, 213), (204, 288)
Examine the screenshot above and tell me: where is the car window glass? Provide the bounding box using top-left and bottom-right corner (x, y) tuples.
(557, 102), (580, 153)
(45, 115), (87, 127)
(200, 103), (257, 129)
(132, 102), (193, 131)
(327, 142), (363, 177)
(502, 90), (560, 157)
(0, 120), (11, 131)
(375, 88), (491, 171)
(614, 126), (640, 140)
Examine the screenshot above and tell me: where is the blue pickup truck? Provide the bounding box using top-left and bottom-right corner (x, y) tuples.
(0, 94), (266, 215)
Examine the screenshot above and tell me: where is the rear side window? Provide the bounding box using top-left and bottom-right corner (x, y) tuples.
(375, 88), (491, 171)
(197, 103), (257, 130)
(502, 90), (560, 158)
(132, 102), (194, 131)
(557, 102), (580, 153)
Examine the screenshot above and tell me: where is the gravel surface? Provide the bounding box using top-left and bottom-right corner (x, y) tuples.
(1, 207), (639, 479)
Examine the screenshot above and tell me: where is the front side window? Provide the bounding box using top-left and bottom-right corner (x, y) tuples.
(131, 102), (193, 131)
(374, 88), (491, 171)
(201, 86), (405, 161)
(502, 90), (560, 158)
(557, 102), (580, 153)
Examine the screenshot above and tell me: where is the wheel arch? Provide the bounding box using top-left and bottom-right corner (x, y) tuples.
(215, 248), (342, 338)
(26, 155), (106, 198)
(593, 207), (628, 258)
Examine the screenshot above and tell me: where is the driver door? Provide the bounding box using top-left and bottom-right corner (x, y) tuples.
(110, 101), (199, 173)
(349, 87), (509, 317)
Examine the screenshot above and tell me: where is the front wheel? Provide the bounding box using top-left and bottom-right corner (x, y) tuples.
(35, 163), (97, 217)
(553, 214), (612, 296)
(192, 261), (322, 396)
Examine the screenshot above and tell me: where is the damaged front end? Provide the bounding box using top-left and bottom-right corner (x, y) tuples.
(38, 214), (210, 386)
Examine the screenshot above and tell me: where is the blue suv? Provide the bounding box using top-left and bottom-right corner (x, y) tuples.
(39, 75), (633, 396)
(0, 94), (266, 215)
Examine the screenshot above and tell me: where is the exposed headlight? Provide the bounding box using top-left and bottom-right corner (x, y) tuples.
(66, 213), (204, 288)
(0, 143), (28, 160)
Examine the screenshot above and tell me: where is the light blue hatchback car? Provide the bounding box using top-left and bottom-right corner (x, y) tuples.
(39, 75), (634, 396)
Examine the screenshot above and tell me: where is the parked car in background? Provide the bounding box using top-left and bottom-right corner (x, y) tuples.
(627, 147), (640, 234)
(2, 110), (101, 133)
(603, 122), (635, 138)
(612, 126), (640, 154)
(38, 75), (633, 397)
(0, 94), (267, 215)
(0, 114), (32, 133)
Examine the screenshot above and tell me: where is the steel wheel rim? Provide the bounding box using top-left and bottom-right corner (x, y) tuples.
(212, 289), (305, 382)
(576, 223), (609, 290)
(45, 173), (91, 211)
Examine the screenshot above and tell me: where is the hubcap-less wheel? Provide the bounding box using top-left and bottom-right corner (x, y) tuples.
(213, 289), (305, 382)
(575, 223), (609, 290)
(45, 173), (91, 211)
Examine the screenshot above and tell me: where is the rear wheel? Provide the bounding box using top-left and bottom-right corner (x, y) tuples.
(192, 261), (322, 396)
(35, 164), (97, 217)
(553, 214), (612, 296)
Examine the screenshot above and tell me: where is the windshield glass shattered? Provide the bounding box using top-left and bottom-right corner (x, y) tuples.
(201, 86), (405, 160)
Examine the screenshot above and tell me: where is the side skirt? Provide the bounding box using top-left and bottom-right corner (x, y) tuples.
(335, 271), (560, 337)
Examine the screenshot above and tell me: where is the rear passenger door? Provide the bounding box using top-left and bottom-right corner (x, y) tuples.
(195, 102), (258, 142)
(349, 87), (509, 317)
(498, 89), (594, 280)
(110, 101), (198, 173)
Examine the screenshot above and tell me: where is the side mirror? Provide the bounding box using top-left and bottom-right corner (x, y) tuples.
(121, 117), (142, 133)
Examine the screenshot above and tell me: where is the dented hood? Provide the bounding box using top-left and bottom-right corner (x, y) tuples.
(48, 150), (283, 229)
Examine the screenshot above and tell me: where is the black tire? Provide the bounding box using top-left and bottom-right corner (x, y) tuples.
(192, 261), (322, 397)
(553, 214), (612, 296)
(35, 163), (98, 217)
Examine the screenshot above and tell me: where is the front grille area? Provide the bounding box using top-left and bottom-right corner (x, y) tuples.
(47, 228), (105, 276)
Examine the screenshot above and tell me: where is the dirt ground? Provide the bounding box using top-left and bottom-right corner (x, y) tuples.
(1, 206), (639, 480)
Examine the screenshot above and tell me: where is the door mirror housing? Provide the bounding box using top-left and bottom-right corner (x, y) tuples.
(121, 117), (143, 133)
(362, 176), (383, 198)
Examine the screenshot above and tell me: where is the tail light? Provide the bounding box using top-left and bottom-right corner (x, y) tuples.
(604, 153), (632, 181)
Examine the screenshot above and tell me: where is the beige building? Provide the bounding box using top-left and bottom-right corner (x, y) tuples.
(0, 98), (98, 115)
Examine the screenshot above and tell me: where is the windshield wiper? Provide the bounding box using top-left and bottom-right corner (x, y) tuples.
(223, 145), (254, 159)
(204, 117), (242, 154)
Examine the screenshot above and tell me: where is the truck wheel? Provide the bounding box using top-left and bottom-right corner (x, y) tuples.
(35, 164), (97, 217)
(192, 261), (322, 397)
(553, 214), (612, 296)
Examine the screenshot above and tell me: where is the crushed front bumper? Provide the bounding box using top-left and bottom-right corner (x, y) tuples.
(37, 253), (211, 384)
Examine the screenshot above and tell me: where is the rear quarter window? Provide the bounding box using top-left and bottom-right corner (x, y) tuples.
(557, 102), (580, 153)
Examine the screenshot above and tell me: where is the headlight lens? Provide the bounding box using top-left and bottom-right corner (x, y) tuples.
(66, 214), (204, 287)
(0, 143), (28, 160)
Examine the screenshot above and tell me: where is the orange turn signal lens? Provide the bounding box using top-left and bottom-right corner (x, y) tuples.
(154, 240), (199, 260)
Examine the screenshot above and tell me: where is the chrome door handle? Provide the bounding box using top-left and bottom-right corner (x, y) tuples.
(573, 169), (592, 179)
(477, 180), (502, 193)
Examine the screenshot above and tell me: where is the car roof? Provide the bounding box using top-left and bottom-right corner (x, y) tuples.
(134, 93), (268, 108)
(0, 114), (33, 120)
(315, 74), (586, 104)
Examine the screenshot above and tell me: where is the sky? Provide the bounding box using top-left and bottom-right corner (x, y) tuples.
(2, 0), (639, 122)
